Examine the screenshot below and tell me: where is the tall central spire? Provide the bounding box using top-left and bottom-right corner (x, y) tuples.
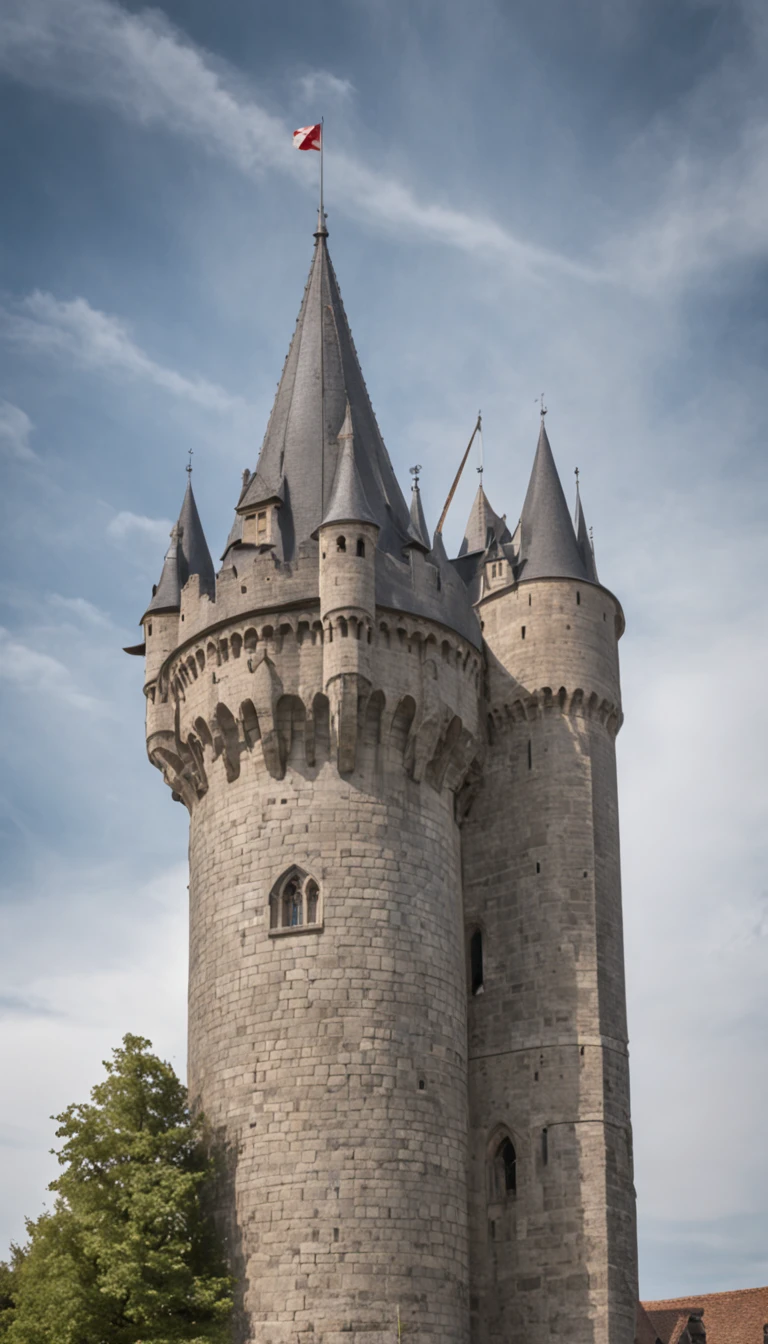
(239, 219), (412, 562)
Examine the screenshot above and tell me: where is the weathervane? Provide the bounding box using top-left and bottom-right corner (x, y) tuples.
(186, 447), (194, 475)
(537, 393), (547, 418)
(409, 464), (422, 488)
(476, 411), (484, 475)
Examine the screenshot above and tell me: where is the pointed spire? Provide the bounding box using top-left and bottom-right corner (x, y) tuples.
(177, 475), (215, 599)
(516, 419), (588, 582)
(235, 228), (411, 561)
(406, 467), (431, 551)
(319, 403), (378, 529)
(458, 482), (508, 557)
(574, 472), (598, 582)
(144, 476), (215, 618)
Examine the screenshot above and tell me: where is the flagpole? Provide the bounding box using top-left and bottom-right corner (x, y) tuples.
(320, 116), (324, 224)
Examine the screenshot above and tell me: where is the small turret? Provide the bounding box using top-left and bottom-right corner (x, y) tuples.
(317, 403), (379, 770)
(142, 521), (182, 686)
(140, 472), (215, 689)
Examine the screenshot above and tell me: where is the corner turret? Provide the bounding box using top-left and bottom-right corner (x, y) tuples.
(317, 404), (379, 770)
(139, 471), (215, 699)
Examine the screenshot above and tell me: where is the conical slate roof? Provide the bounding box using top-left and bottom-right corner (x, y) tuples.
(145, 522), (182, 616)
(407, 481), (431, 551)
(144, 476), (215, 617)
(516, 420), (588, 581)
(458, 482), (508, 557)
(240, 221), (412, 561)
(575, 486), (598, 582)
(320, 404), (378, 529)
(177, 476), (215, 598)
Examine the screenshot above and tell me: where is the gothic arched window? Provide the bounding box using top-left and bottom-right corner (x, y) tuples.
(490, 1135), (517, 1199)
(269, 867), (323, 934)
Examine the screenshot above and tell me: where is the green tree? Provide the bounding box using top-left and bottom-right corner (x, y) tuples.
(2, 1035), (232, 1344)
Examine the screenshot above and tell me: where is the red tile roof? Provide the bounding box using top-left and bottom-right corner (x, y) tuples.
(637, 1302), (664, 1344)
(643, 1286), (768, 1344)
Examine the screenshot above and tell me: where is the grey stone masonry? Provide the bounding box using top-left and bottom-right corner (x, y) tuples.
(133, 232), (638, 1344)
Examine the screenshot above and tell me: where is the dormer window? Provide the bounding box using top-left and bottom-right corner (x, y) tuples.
(242, 505), (275, 546)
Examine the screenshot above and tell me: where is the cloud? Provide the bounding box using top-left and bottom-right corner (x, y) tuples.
(0, 993), (61, 1020)
(0, 292), (246, 413)
(0, 0), (599, 284)
(0, 626), (106, 713)
(107, 511), (172, 543)
(297, 70), (355, 104)
(0, 400), (35, 460)
(46, 594), (113, 628)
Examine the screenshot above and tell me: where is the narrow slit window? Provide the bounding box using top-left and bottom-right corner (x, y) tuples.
(521, 625), (526, 639)
(470, 930), (484, 996)
(542, 1128), (549, 1165)
(576, 591), (581, 605)
(491, 1137), (517, 1198)
(356, 537), (365, 557)
(527, 740), (532, 770)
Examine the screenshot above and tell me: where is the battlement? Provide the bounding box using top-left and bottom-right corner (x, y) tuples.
(145, 600), (484, 812)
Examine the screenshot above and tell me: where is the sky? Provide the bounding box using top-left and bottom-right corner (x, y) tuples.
(0, 0), (767, 1303)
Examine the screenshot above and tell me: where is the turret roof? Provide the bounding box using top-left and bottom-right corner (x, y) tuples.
(232, 221), (412, 561)
(575, 483), (598, 582)
(144, 476), (215, 617)
(407, 480), (431, 551)
(145, 522), (182, 616)
(177, 476), (215, 598)
(319, 403), (378, 529)
(516, 419), (588, 582)
(458, 482), (509, 557)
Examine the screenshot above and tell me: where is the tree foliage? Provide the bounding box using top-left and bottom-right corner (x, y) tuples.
(0, 1036), (232, 1344)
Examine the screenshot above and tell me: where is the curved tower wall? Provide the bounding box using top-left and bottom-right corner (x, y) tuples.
(462, 575), (637, 1344)
(144, 552), (483, 1343)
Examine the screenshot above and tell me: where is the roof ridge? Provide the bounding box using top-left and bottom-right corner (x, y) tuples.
(644, 1286), (768, 1305)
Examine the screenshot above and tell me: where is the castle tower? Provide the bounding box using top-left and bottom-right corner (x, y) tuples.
(460, 415), (637, 1343)
(130, 219), (637, 1342)
(135, 217), (484, 1343)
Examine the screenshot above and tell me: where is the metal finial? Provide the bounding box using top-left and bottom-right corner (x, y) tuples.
(536, 393), (547, 417)
(186, 448), (194, 475)
(575, 466), (580, 492)
(477, 412), (484, 475)
(409, 464), (422, 488)
(589, 524), (595, 554)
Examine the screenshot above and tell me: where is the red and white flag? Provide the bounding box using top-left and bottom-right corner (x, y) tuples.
(293, 124), (322, 152)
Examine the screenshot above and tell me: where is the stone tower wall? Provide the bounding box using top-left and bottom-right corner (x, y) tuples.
(143, 557), (483, 1344)
(462, 576), (637, 1344)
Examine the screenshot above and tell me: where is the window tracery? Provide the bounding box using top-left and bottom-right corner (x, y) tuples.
(269, 867), (322, 934)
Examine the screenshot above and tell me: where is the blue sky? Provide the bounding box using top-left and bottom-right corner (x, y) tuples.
(1, 0), (767, 1300)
